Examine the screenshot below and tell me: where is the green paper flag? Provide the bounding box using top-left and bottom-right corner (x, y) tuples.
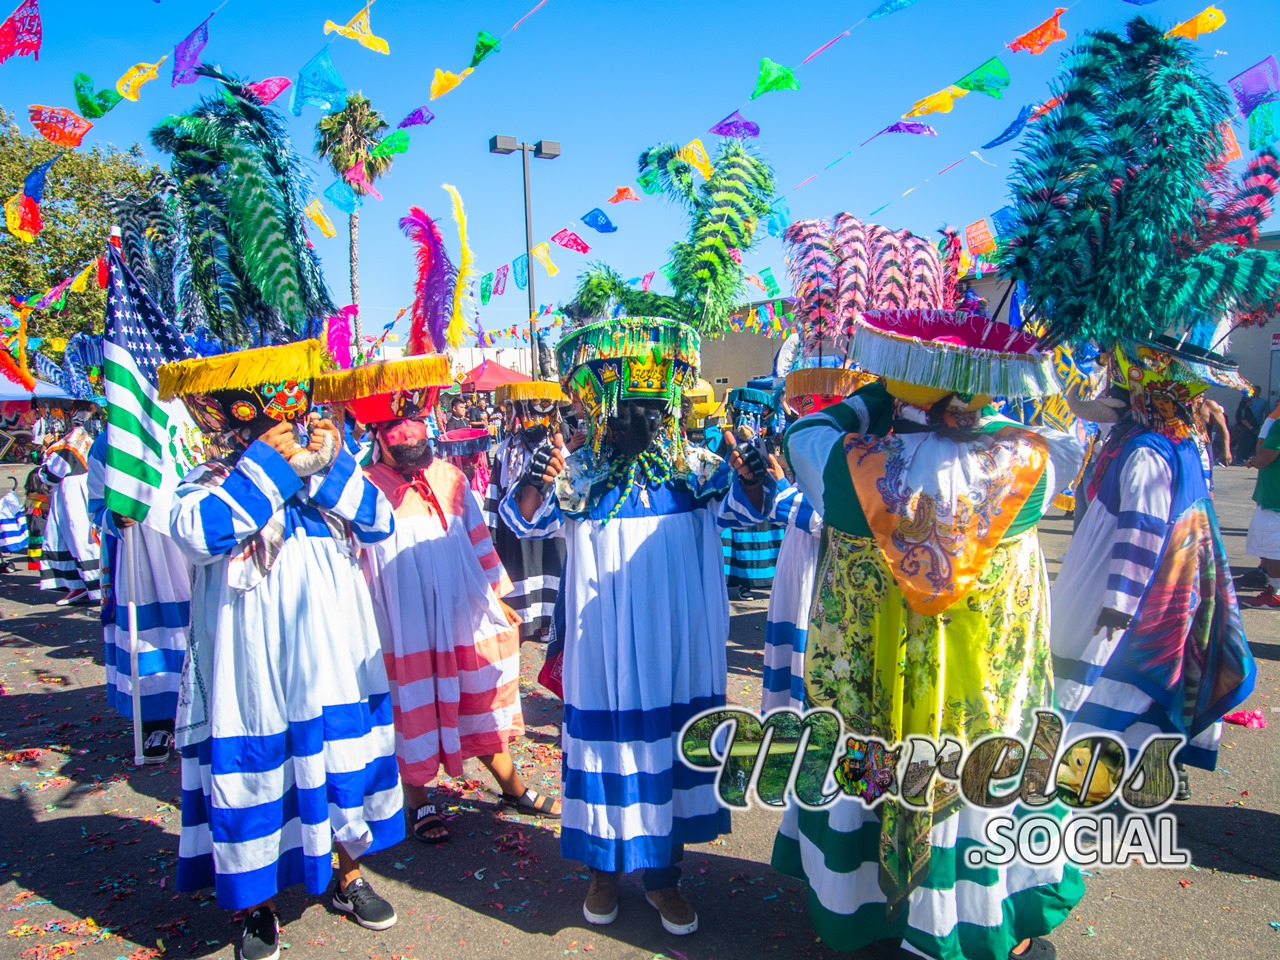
(955, 57), (1010, 99)
(371, 130), (410, 157)
(659, 262), (676, 282)
(480, 272), (494, 305)
(470, 30), (501, 68)
(751, 58), (799, 100)
(759, 267), (780, 297)
(1248, 101), (1279, 151)
(637, 168), (663, 195)
(73, 73), (123, 119)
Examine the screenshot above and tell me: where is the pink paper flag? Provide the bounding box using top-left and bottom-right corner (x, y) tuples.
(641, 271), (655, 292)
(344, 159), (382, 200)
(246, 77), (291, 103)
(802, 30), (849, 64)
(494, 263), (509, 295)
(550, 227), (590, 254)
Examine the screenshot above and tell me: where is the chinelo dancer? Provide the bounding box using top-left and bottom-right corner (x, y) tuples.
(315, 356), (561, 848)
(1001, 17), (1270, 807)
(483, 380), (569, 642)
(163, 341), (402, 959)
(500, 317), (777, 936)
(38, 403), (101, 605)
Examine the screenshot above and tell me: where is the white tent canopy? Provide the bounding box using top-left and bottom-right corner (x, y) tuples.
(0, 378), (75, 401)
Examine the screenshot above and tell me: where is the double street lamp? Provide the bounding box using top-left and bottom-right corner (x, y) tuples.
(488, 135), (561, 379)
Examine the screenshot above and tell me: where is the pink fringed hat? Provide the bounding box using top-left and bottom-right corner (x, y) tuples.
(846, 308), (1060, 399)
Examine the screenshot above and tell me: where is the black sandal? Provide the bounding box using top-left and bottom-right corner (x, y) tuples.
(501, 787), (561, 818)
(1009, 938), (1056, 960)
(410, 803), (450, 844)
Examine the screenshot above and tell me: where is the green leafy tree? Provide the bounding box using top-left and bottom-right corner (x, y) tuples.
(0, 107), (157, 343)
(314, 94), (392, 340)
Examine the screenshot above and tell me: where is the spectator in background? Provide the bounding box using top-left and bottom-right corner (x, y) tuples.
(445, 396), (470, 433)
(1235, 387), (1261, 463)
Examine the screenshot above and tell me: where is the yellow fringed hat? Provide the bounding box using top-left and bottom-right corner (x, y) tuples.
(784, 367), (877, 416)
(314, 354), (453, 424)
(495, 380), (568, 405)
(158, 340), (324, 435)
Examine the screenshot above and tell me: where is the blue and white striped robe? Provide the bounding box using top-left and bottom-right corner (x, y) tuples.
(499, 448), (774, 873)
(169, 440), (403, 910)
(761, 478), (822, 713)
(87, 432), (191, 723)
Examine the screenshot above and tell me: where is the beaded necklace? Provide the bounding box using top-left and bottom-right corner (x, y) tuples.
(600, 448), (674, 523)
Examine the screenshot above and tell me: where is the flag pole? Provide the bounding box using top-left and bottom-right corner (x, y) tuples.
(124, 522), (145, 766)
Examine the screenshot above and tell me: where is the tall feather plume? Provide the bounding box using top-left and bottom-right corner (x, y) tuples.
(398, 206), (455, 355)
(937, 228), (962, 308)
(442, 184), (475, 350)
(830, 213), (869, 320)
(903, 233), (943, 309)
(867, 226), (909, 309)
(782, 219), (836, 341)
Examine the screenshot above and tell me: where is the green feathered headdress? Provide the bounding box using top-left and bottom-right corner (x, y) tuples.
(1002, 18), (1280, 353)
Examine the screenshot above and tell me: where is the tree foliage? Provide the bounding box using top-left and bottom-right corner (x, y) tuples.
(0, 107), (157, 343)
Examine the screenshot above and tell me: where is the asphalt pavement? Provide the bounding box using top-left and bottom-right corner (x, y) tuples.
(0, 462), (1275, 960)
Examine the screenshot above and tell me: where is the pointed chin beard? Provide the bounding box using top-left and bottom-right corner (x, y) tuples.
(388, 439), (434, 472)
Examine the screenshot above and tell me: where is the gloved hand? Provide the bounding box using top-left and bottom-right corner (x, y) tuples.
(519, 434), (565, 496)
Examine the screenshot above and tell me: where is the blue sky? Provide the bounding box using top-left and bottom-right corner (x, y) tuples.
(4, 0), (1280, 344)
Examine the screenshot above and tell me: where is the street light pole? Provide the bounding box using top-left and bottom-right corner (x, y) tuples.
(489, 135), (560, 380)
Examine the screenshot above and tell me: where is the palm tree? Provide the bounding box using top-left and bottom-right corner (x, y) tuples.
(314, 94), (392, 339)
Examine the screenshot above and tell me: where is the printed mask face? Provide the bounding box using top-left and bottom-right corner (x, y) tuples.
(259, 379), (310, 422)
(606, 399), (666, 458)
(379, 417), (433, 472)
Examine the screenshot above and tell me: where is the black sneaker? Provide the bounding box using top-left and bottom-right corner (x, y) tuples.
(332, 876), (398, 930)
(141, 730), (173, 765)
(239, 907), (279, 960)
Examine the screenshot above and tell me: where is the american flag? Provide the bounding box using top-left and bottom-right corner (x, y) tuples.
(102, 246), (198, 528)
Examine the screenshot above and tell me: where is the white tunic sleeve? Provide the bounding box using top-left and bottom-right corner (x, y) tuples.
(1102, 447), (1173, 617)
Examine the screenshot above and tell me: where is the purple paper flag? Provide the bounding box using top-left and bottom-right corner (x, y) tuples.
(172, 15), (213, 86)
(1120, 0), (1162, 4)
(398, 105), (435, 129)
(1229, 57), (1280, 119)
(709, 110), (760, 138)
(859, 121), (937, 147)
(981, 105), (1033, 150)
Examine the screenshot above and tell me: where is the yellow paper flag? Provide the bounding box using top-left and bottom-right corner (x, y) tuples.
(116, 57), (168, 101)
(5, 193), (35, 243)
(304, 199), (337, 238)
(1166, 5), (1226, 40)
(430, 67), (473, 100)
(531, 241), (559, 278)
(323, 4), (390, 55)
(677, 139), (714, 179)
(69, 261), (96, 294)
(904, 85), (970, 119)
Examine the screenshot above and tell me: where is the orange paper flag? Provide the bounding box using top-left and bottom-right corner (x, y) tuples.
(27, 105), (92, 147)
(1166, 6), (1226, 41)
(1007, 8), (1067, 55)
(1218, 123), (1243, 163)
(608, 186), (640, 203)
(965, 219), (996, 256)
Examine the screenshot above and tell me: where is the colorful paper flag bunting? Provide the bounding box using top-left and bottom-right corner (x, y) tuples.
(580, 208), (616, 233)
(1029, 95), (1064, 121)
(637, 168), (662, 195)
(68, 261), (95, 295)
(1248, 101), (1279, 151)
(1229, 56), (1280, 119)
(480, 272), (494, 305)
(116, 57), (167, 101)
(344, 159), (382, 200)
(73, 73), (123, 119)
(802, 30), (849, 65)
(35, 276), (70, 309)
(750, 58), (799, 100)
(430, 67), (473, 100)
(677, 139), (713, 179)
(956, 57), (1010, 99)
(304, 198), (337, 237)
(513, 254), (529, 289)
(246, 77), (292, 103)
(990, 206), (1018, 236)
(22, 153), (59, 203)
(27, 105), (91, 147)
(860, 120), (938, 146)
(173, 15), (212, 86)
(904, 85), (969, 119)
(981, 105), (1033, 149)
(965, 219), (996, 255)
(398, 105), (435, 128)
(324, 3), (389, 55)
(0, 0), (42, 67)
(641, 270), (655, 291)
(5, 191), (39, 242)
(709, 110), (760, 138)
(469, 29), (500, 68)
(531, 242), (559, 277)
(659, 263), (675, 282)
(1007, 8), (1067, 55)
(551, 228), (590, 254)
(371, 130), (410, 157)
(291, 46), (347, 116)
(494, 263), (509, 295)
(324, 179), (363, 214)
(1218, 122), (1244, 163)
(1165, 6), (1226, 41)
(765, 198), (790, 238)
(759, 267), (780, 298)
(868, 0), (921, 18)
(744, 274), (766, 293)
(609, 185), (640, 203)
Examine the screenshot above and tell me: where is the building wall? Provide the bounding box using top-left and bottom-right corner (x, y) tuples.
(700, 331), (784, 399)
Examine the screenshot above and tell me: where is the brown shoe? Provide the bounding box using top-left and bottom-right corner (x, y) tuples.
(645, 886), (698, 935)
(583, 869), (619, 925)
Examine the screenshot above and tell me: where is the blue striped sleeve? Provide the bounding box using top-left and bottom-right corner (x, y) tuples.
(169, 442), (304, 565)
(498, 485), (564, 539)
(308, 448), (393, 544)
(1102, 447), (1172, 617)
(717, 473), (776, 530)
